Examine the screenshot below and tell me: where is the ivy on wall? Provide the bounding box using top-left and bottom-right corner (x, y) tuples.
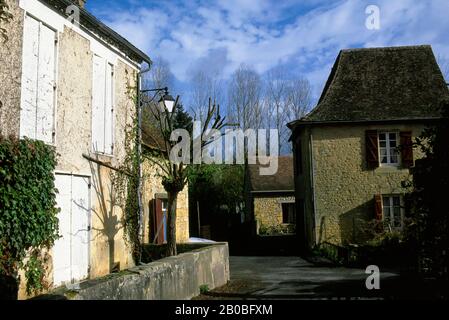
(111, 118), (142, 264)
(0, 136), (60, 296)
(0, 0), (13, 42)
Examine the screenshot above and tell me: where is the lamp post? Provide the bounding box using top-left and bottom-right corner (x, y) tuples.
(141, 87), (176, 112)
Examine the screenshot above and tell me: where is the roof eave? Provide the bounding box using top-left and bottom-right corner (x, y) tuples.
(288, 117), (442, 132)
(39, 0), (152, 65)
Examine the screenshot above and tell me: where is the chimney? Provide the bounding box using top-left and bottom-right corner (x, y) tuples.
(76, 0), (86, 8)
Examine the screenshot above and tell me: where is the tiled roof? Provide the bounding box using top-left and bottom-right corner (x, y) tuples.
(247, 156), (294, 192)
(289, 45), (449, 128)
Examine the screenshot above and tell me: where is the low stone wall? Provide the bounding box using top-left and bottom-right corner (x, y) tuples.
(40, 243), (229, 300)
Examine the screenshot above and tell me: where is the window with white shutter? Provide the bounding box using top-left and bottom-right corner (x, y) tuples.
(92, 55), (114, 154)
(20, 14), (57, 144)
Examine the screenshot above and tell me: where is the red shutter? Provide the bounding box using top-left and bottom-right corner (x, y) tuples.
(366, 130), (379, 169)
(152, 199), (164, 244)
(400, 131), (414, 168)
(374, 194), (383, 221)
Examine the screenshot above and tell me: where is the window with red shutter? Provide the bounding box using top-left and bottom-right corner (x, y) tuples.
(366, 130), (379, 169)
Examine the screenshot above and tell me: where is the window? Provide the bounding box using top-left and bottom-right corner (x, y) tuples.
(92, 55), (114, 154)
(20, 14), (57, 144)
(379, 132), (400, 165)
(282, 202), (296, 224)
(382, 195), (403, 229)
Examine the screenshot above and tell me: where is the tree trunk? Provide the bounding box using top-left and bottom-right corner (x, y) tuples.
(166, 191), (178, 256)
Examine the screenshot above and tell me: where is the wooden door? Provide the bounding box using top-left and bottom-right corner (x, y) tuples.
(53, 174), (90, 286)
(152, 198), (167, 244)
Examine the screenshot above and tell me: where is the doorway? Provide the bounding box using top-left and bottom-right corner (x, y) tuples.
(53, 174), (90, 286)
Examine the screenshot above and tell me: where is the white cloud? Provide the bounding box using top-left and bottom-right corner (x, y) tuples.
(93, 0), (449, 102)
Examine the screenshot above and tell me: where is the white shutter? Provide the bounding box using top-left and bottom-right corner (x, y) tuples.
(20, 15), (40, 140)
(92, 55), (105, 153)
(53, 174), (72, 287)
(36, 24), (56, 143)
(70, 176), (90, 281)
(53, 174), (90, 286)
(104, 63), (114, 155)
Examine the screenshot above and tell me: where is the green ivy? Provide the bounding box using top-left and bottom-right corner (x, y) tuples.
(0, 0), (13, 42)
(0, 136), (59, 295)
(111, 116), (141, 264)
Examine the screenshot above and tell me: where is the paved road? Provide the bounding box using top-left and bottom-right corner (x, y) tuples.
(198, 256), (419, 300)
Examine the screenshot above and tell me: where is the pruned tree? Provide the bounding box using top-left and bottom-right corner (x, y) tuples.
(142, 97), (227, 256)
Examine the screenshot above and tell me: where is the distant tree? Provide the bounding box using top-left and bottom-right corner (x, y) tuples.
(286, 77), (312, 121)
(404, 100), (449, 279)
(188, 164), (244, 218)
(228, 64), (263, 131)
(145, 56), (175, 90)
(173, 103), (193, 133)
(264, 66), (312, 153)
(189, 69), (223, 124)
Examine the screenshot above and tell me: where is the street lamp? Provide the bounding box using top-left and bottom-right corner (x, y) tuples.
(141, 87), (175, 112)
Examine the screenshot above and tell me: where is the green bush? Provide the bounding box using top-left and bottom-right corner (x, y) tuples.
(0, 136), (59, 296)
(259, 224), (295, 236)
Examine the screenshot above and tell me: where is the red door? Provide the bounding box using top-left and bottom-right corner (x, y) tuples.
(152, 198), (167, 244)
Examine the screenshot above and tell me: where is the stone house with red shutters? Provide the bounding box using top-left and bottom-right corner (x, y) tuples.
(288, 45), (449, 250)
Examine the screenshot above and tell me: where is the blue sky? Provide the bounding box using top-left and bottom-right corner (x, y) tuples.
(86, 0), (449, 105)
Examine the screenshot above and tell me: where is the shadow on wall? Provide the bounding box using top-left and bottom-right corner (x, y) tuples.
(338, 201), (374, 245)
(88, 160), (123, 273)
(317, 200), (373, 245)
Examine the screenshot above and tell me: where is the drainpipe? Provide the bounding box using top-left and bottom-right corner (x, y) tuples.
(309, 132), (317, 248)
(137, 65), (151, 263)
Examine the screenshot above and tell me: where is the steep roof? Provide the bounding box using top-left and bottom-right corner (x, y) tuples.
(289, 45), (449, 128)
(247, 156), (294, 192)
(40, 0), (151, 65)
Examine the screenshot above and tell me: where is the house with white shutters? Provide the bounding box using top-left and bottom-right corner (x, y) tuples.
(288, 45), (449, 250)
(0, 0), (153, 297)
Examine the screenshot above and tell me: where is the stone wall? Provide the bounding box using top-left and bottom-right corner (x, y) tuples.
(8, 1), (142, 298)
(41, 243), (230, 300)
(142, 159), (190, 243)
(309, 123), (426, 245)
(0, 0), (23, 138)
(253, 195), (295, 228)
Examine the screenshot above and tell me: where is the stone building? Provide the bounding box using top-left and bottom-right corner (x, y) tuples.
(245, 156), (296, 234)
(141, 125), (190, 245)
(288, 45), (449, 250)
(0, 0), (187, 298)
